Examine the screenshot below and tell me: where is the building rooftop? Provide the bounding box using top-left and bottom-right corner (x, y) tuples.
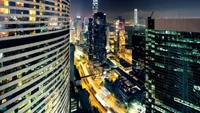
(152, 18), (200, 33)
(106, 59), (117, 68)
(125, 81), (132, 87)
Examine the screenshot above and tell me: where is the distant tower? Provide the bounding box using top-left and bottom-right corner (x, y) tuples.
(134, 9), (138, 26)
(83, 17), (89, 33)
(74, 16), (82, 43)
(93, 0), (98, 13)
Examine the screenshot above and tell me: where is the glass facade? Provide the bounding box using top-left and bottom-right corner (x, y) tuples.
(0, 0), (70, 113)
(145, 28), (200, 112)
(132, 35), (145, 82)
(93, 12), (107, 65)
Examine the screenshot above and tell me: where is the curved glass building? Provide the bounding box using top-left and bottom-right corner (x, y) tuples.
(0, 0), (70, 113)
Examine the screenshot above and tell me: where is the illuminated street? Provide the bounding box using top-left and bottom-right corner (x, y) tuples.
(74, 56), (127, 113)
(75, 57), (106, 113)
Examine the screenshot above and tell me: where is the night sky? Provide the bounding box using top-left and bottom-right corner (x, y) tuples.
(70, 0), (200, 21)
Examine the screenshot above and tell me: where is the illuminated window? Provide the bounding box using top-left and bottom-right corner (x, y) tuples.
(174, 68), (183, 72)
(0, 32), (9, 38)
(151, 70), (155, 73)
(155, 63), (165, 68)
(29, 16), (36, 21)
(194, 85), (200, 91)
(40, 5), (45, 10)
(40, 12), (43, 15)
(18, 101), (30, 110)
(7, 77), (12, 82)
(16, 2), (24, 7)
(151, 85), (155, 90)
(17, 74), (22, 78)
(0, 8), (9, 14)
(29, 10), (36, 15)
(2, 99), (6, 103)
(0, 53), (3, 58)
(0, 0), (8, 6)
(18, 81), (22, 86)
(24, 109), (31, 113)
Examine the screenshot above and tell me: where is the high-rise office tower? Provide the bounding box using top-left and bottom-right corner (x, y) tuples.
(146, 18), (200, 113)
(70, 20), (76, 43)
(93, 12), (107, 65)
(83, 17), (89, 33)
(115, 16), (125, 53)
(0, 0), (70, 113)
(88, 18), (94, 61)
(132, 35), (145, 82)
(134, 9), (138, 26)
(70, 43), (75, 84)
(106, 26), (110, 50)
(93, 0), (98, 14)
(74, 16), (82, 43)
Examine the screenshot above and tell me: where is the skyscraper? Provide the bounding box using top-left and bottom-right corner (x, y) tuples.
(83, 17), (89, 33)
(74, 16), (82, 43)
(106, 26), (110, 50)
(132, 35), (145, 82)
(70, 43), (75, 84)
(146, 18), (200, 113)
(134, 9), (138, 26)
(88, 18), (94, 61)
(93, 12), (107, 65)
(0, 0), (70, 113)
(115, 16), (126, 53)
(93, 0), (98, 14)
(70, 20), (76, 43)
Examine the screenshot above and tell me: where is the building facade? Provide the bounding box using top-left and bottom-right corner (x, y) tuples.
(134, 9), (138, 26)
(146, 19), (200, 113)
(0, 0), (70, 113)
(70, 19), (76, 44)
(88, 18), (94, 61)
(83, 17), (89, 33)
(70, 43), (75, 84)
(74, 16), (82, 44)
(106, 26), (110, 50)
(115, 16), (126, 53)
(132, 35), (145, 82)
(93, 0), (98, 14)
(93, 12), (107, 65)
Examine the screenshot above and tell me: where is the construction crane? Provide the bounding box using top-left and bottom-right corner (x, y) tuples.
(148, 11), (154, 20)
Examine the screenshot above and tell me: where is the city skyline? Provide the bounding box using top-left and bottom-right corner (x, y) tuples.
(71, 0), (200, 21)
(1, 0), (200, 113)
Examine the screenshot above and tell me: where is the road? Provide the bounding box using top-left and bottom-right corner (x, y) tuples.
(75, 57), (106, 113)
(75, 55), (126, 113)
(81, 63), (126, 113)
(75, 52), (146, 113)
